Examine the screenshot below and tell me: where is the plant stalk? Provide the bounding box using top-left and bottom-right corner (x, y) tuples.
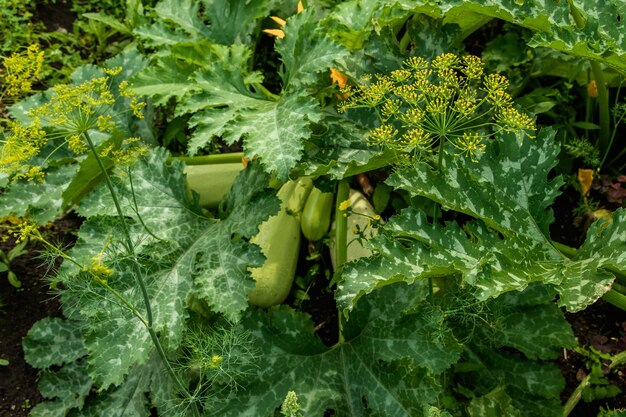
(83, 132), (200, 416)
(563, 350), (626, 416)
(167, 152), (244, 166)
(602, 288), (626, 311)
(567, 0), (611, 152)
(335, 180), (350, 269)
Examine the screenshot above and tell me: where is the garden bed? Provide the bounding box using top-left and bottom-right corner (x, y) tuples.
(2, 1), (626, 417)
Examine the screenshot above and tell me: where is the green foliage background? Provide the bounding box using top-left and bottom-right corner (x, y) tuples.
(2, 0), (626, 416)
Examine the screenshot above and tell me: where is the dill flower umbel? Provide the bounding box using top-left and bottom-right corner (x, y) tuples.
(339, 53), (536, 163)
(0, 44), (44, 98)
(0, 65), (148, 180)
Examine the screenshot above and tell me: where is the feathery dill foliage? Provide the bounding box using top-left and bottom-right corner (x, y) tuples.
(338, 53), (536, 163)
(167, 325), (259, 414)
(0, 66), (147, 181)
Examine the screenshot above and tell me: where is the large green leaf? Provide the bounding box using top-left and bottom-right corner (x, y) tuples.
(0, 164), (77, 223)
(201, 0), (272, 45)
(24, 315), (175, 417)
(23, 317), (88, 369)
(297, 117), (396, 179)
(135, 0), (271, 47)
(326, 0), (626, 75)
(179, 44), (323, 179)
(131, 56), (199, 106)
(62, 149), (279, 388)
(338, 130), (624, 312)
(209, 282), (462, 417)
(29, 360), (93, 417)
(276, 8), (350, 92)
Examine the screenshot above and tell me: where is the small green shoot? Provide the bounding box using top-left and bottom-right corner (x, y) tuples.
(0, 237), (29, 288)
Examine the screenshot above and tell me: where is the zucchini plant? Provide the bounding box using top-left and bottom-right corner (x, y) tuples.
(2, 1), (626, 416)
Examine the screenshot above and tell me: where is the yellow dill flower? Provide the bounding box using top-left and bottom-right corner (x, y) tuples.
(13, 166), (45, 182)
(381, 99), (401, 120)
(103, 137), (149, 166)
(1, 65), (148, 179)
(68, 134), (87, 154)
(403, 56), (429, 72)
(390, 69), (412, 83)
(497, 107), (536, 138)
(130, 97), (146, 119)
(367, 124), (397, 146)
(0, 119), (47, 176)
(338, 199), (351, 211)
(462, 55), (484, 80)
(339, 52), (535, 165)
(401, 107), (425, 125)
(400, 128), (431, 152)
(1, 44), (44, 97)
(425, 96), (447, 114)
(483, 73), (509, 93)
(431, 53), (460, 70)
(103, 66), (123, 76)
(96, 115), (114, 132)
(13, 219), (38, 243)
(210, 355), (223, 367)
(453, 132), (486, 162)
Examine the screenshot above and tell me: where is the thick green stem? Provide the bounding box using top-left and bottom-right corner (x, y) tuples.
(551, 241), (578, 258)
(335, 180), (350, 345)
(567, 0), (611, 152)
(253, 82), (281, 101)
(602, 288), (626, 311)
(562, 372), (591, 417)
(83, 133), (199, 416)
(167, 152), (244, 166)
(398, 29), (411, 52)
(335, 180), (350, 269)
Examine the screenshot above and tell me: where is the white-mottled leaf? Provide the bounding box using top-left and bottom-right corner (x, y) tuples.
(210, 283), (461, 417)
(23, 317), (87, 369)
(338, 129), (624, 312)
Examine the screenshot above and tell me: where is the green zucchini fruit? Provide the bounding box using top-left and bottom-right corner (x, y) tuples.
(184, 163), (243, 209)
(248, 178), (313, 307)
(300, 187), (334, 241)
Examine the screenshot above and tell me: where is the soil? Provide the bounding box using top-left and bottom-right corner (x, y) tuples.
(0, 215), (81, 417)
(558, 300), (626, 416)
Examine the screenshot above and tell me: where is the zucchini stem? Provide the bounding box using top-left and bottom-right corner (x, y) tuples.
(335, 180), (350, 269)
(167, 152), (244, 166)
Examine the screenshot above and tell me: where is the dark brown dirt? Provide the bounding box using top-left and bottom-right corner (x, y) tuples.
(558, 300), (626, 416)
(0, 215), (80, 417)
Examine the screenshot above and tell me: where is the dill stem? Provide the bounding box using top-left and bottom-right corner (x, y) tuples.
(83, 132), (152, 323)
(83, 132), (200, 416)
